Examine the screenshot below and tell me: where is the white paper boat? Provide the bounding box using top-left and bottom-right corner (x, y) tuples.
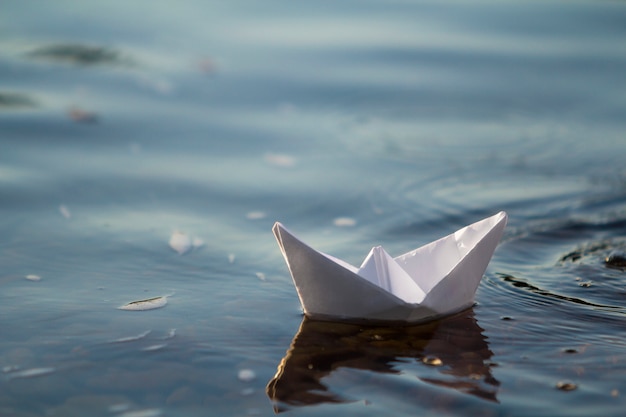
(273, 211), (507, 323)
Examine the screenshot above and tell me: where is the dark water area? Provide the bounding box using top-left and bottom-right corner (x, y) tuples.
(1, 1), (625, 416)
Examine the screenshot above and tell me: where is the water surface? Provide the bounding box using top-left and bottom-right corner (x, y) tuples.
(1, 1), (625, 416)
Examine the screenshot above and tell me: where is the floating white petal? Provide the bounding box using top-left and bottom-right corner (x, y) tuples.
(169, 231), (191, 255)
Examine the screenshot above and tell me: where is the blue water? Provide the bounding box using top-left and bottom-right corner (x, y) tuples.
(1, 1), (626, 416)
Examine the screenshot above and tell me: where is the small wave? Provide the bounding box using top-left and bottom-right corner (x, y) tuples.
(498, 273), (623, 313)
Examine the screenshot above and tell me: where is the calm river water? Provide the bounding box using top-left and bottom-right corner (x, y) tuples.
(1, 1), (625, 416)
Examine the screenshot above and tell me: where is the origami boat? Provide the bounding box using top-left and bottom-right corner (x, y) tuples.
(273, 211), (507, 323)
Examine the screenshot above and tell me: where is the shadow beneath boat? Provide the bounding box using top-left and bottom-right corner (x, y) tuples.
(266, 309), (499, 412)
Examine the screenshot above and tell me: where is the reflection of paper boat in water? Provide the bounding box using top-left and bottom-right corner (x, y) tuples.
(266, 310), (500, 411)
(273, 211), (507, 323)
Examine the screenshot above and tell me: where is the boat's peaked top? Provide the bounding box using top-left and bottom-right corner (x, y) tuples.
(273, 211), (507, 323)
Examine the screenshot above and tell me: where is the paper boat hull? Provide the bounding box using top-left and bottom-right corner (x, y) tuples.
(273, 211), (507, 323)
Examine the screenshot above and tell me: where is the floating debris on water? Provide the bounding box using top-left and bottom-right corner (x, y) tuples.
(578, 281), (592, 287)
(59, 204), (71, 219)
(8, 367), (56, 379)
(163, 328), (177, 340)
(169, 231), (192, 255)
(117, 409), (163, 417)
(422, 356), (443, 366)
(112, 330), (152, 343)
(255, 272), (266, 281)
(25, 274), (41, 282)
(556, 381), (578, 391)
(500, 316), (514, 321)
(333, 217), (356, 227)
(228, 253), (236, 264)
(118, 295), (170, 311)
(238, 369), (256, 382)
(562, 348), (579, 354)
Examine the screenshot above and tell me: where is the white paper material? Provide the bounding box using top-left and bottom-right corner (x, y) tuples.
(273, 211), (507, 323)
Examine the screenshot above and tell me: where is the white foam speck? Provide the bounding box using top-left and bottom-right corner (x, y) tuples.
(25, 274), (41, 282)
(333, 217), (356, 227)
(238, 368), (256, 382)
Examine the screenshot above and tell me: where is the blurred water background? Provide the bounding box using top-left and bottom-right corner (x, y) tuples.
(1, 1), (625, 416)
